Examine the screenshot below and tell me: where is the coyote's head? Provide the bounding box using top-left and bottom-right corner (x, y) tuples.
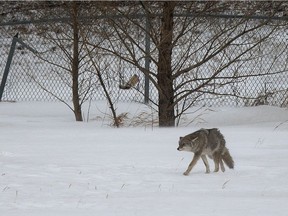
(177, 136), (198, 152)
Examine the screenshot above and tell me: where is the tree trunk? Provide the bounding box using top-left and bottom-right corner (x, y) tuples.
(157, 2), (176, 127)
(71, 3), (83, 121)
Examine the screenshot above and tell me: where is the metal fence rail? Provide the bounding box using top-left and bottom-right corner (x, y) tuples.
(0, 14), (287, 107)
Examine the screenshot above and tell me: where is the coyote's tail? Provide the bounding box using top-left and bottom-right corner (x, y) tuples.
(222, 148), (234, 169)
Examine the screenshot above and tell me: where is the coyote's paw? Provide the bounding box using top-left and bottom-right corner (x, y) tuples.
(183, 171), (190, 176)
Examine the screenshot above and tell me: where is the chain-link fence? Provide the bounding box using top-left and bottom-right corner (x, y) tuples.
(0, 13), (287, 107)
(0, 19), (146, 103)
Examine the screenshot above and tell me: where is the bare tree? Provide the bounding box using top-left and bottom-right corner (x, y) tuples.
(81, 36), (121, 127)
(70, 2), (83, 121)
(28, 2), (96, 121)
(157, 2), (176, 127)
(88, 1), (286, 127)
(12, 2), (124, 125)
(4, 1), (285, 126)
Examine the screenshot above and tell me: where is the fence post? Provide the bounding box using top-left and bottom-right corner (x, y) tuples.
(0, 33), (18, 101)
(144, 15), (150, 104)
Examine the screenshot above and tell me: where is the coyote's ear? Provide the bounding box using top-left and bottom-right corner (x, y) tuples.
(192, 137), (198, 142)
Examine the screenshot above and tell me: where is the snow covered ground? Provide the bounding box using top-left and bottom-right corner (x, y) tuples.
(1, 101), (288, 216)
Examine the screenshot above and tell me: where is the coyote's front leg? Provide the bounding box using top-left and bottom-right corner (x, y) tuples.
(201, 155), (210, 173)
(183, 152), (201, 176)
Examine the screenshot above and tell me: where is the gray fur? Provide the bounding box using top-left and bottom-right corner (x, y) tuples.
(177, 128), (234, 176)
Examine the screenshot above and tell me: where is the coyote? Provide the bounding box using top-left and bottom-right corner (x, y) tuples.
(177, 128), (234, 176)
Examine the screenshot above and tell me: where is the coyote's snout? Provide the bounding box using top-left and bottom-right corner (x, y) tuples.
(178, 128), (234, 176)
